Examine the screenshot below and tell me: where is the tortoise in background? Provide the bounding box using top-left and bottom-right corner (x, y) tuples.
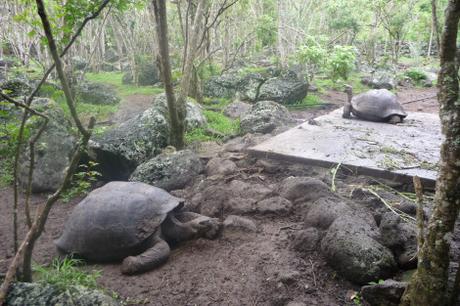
(343, 86), (407, 124)
(55, 181), (221, 275)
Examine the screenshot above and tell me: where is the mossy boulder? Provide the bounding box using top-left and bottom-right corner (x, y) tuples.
(18, 98), (76, 193)
(129, 149), (203, 191)
(6, 282), (118, 306)
(89, 94), (206, 180)
(122, 62), (160, 86)
(240, 101), (294, 134)
(76, 81), (120, 105)
(257, 74), (308, 105)
(89, 107), (170, 180)
(204, 68), (307, 104)
(0, 77), (32, 97)
(153, 93), (207, 131)
(321, 215), (397, 285)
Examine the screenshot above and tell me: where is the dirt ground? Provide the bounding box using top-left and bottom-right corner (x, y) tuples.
(0, 86), (443, 305)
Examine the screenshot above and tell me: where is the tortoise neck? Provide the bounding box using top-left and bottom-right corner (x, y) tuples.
(161, 215), (195, 243)
(346, 90), (353, 103)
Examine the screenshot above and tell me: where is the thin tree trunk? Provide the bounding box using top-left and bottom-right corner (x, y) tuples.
(432, 0), (441, 53)
(152, 0), (184, 149)
(400, 1), (460, 305)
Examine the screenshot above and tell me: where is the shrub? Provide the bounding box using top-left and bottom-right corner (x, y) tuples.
(295, 41), (327, 81)
(327, 45), (356, 81)
(405, 69), (427, 82)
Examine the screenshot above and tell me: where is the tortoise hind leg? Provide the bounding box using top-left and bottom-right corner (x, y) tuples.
(121, 235), (170, 275)
(388, 115), (403, 124)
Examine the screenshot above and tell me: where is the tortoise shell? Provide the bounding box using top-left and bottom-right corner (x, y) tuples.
(351, 89), (407, 122)
(55, 181), (183, 261)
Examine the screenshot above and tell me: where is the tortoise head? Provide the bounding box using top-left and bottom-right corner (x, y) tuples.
(172, 212), (222, 240)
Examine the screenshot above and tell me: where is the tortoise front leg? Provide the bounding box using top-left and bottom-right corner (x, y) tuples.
(121, 234), (170, 275)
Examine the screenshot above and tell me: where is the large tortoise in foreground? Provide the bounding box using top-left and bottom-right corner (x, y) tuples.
(55, 181), (221, 275)
(343, 86), (407, 124)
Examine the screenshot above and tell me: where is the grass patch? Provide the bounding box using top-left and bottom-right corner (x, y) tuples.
(202, 97), (232, 109)
(33, 258), (101, 291)
(315, 72), (367, 94)
(288, 94), (323, 110)
(185, 110), (239, 143)
(86, 72), (163, 97)
(56, 99), (118, 123)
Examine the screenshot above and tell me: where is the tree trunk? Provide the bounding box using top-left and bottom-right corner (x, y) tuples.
(400, 1), (460, 305)
(152, 0), (184, 149)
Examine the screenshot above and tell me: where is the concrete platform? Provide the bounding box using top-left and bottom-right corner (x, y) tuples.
(249, 109), (443, 188)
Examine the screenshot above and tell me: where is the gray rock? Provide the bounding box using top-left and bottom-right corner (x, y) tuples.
(204, 73), (243, 99)
(361, 71), (396, 90)
(18, 98), (76, 193)
(76, 81), (120, 105)
(153, 93), (207, 131)
(321, 215), (397, 284)
(304, 197), (353, 230)
(89, 107), (170, 180)
(422, 71), (437, 87)
(361, 280), (407, 306)
(223, 133), (271, 152)
(278, 177), (332, 204)
(255, 159), (280, 174)
(237, 73), (265, 101)
(1, 77), (32, 97)
(378, 212), (417, 269)
(71, 56), (88, 70)
(190, 179), (272, 217)
(240, 101), (293, 134)
(122, 59), (160, 86)
(206, 157), (238, 176)
(277, 271), (300, 285)
(6, 282), (119, 306)
(256, 196), (293, 215)
(224, 215), (257, 232)
(223, 101), (251, 119)
(291, 227), (321, 252)
(89, 91), (204, 181)
(258, 75), (308, 105)
(129, 149), (203, 191)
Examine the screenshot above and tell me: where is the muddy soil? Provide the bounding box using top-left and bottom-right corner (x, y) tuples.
(0, 164), (358, 306)
(0, 86), (444, 305)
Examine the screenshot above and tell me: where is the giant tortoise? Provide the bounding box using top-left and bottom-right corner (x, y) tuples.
(343, 86), (407, 124)
(55, 181), (221, 275)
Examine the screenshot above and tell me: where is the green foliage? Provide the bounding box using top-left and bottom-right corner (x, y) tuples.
(33, 258), (101, 291)
(288, 94), (323, 110)
(315, 72), (366, 93)
(185, 110), (239, 143)
(61, 161), (101, 203)
(197, 62), (222, 81)
(255, 14), (277, 48)
(405, 69), (427, 82)
(85, 72), (163, 97)
(327, 0), (362, 34)
(295, 40), (327, 81)
(0, 103), (31, 186)
(326, 46), (356, 81)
